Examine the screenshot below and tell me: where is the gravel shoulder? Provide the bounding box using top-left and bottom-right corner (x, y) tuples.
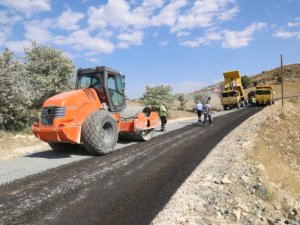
(151, 99), (300, 225)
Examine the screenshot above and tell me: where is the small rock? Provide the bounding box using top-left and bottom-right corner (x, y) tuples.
(213, 179), (221, 184)
(195, 219), (209, 225)
(274, 205), (281, 210)
(257, 164), (265, 172)
(284, 219), (298, 225)
(267, 218), (276, 225)
(255, 210), (262, 219)
(241, 175), (250, 184)
(237, 203), (250, 213)
(219, 207), (228, 215)
(250, 166), (257, 174)
(221, 176), (232, 184)
(229, 209), (241, 222)
(255, 184), (270, 200)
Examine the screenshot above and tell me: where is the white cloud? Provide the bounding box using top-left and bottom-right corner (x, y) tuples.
(57, 9), (85, 31)
(218, 5), (239, 21)
(24, 19), (54, 44)
(86, 57), (100, 63)
(151, 0), (187, 27)
(159, 40), (169, 46)
(0, 11), (22, 25)
(221, 22), (267, 49)
(117, 30), (143, 48)
(0, 0), (51, 17)
(274, 30), (300, 39)
(181, 32), (222, 47)
(287, 21), (300, 27)
(4, 40), (31, 53)
(88, 0), (162, 30)
(54, 30), (115, 54)
(273, 17), (300, 39)
(142, 0), (164, 9)
(62, 51), (75, 59)
(287, 17), (300, 27)
(177, 31), (191, 37)
(171, 0), (238, 32)
(181, 22), (266, 49)
(0, 26), (11, 45)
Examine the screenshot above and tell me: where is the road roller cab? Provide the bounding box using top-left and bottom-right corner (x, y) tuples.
(32, 66), (160, 155)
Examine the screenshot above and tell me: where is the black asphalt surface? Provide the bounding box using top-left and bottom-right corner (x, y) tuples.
(0, 107), (261, 225)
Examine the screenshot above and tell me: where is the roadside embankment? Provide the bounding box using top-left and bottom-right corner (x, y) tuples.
(152, 98), (300, 225)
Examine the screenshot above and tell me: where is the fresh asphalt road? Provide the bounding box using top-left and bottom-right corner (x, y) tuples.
(0, 109), (236, 185)
(0, 107), (261, 225)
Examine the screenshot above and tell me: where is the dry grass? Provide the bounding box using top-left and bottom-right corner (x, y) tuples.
(0, 132), (40, 151)
(0, 131), (43, 161)
(248, 97), (300, 207)
(272, 80), (300, 99)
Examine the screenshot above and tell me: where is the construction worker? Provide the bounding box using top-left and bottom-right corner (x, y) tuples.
(230, 77), (236, 90)
(203, 102), (213, 127)
(252, 96), (256, 107)
(194, 100), (203, 124)
(159, 104), (167, 131)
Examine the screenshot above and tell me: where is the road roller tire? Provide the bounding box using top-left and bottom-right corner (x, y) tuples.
(135, 129), (154, 141)
(82, 110), (118, 155)
(119, 128), (154, 142)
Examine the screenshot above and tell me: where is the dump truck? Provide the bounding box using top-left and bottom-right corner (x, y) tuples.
(255, 85), (275, 106)
(32, 66), (160, 155)
(220, 70), (247, 110)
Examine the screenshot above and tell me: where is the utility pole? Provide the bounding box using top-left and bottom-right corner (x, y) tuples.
(281, 54), (284, 108)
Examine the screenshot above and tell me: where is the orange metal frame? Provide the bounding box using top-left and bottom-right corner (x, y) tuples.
(32, 88), (159, 144)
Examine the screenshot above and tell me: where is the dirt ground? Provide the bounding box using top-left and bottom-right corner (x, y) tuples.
(151, 97), (300, 225)
(0, 132), (48, 161)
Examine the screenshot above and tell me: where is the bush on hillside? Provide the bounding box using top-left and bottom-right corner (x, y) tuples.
(140, 85), (174, 110)
(0, 49), (32, 131)
(24, 42), (75, 109)
(193, 93), (206, 104)
(0, 42), (75, 131)
(175, 93), (188, 110)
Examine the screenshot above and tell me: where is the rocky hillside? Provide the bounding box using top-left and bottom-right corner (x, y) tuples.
(252, 64), (300, 85)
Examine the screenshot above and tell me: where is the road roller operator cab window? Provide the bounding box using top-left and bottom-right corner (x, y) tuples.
(77, 74), (102, 89)
(108, 74), (125, 108)
(76, 67), (126, 112)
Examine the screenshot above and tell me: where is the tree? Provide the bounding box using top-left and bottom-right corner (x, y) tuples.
(0, 49), (32, 131)
(241, 75), (251, 88)
(253, 80), (259, 87)
(193, 93), (206, 104)
(176, 93), (188, 110)
(24, 42), (75, 108)
(140, 85), (174, 109)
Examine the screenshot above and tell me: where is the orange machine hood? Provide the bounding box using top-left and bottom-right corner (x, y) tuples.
(42, 88), (102, 125)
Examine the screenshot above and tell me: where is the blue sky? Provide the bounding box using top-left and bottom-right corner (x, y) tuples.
(0, 0), (299, 98)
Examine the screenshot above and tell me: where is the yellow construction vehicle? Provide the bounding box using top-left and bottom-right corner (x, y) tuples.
(255, 85), (275, 106)
(220, 70), (248, 110)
